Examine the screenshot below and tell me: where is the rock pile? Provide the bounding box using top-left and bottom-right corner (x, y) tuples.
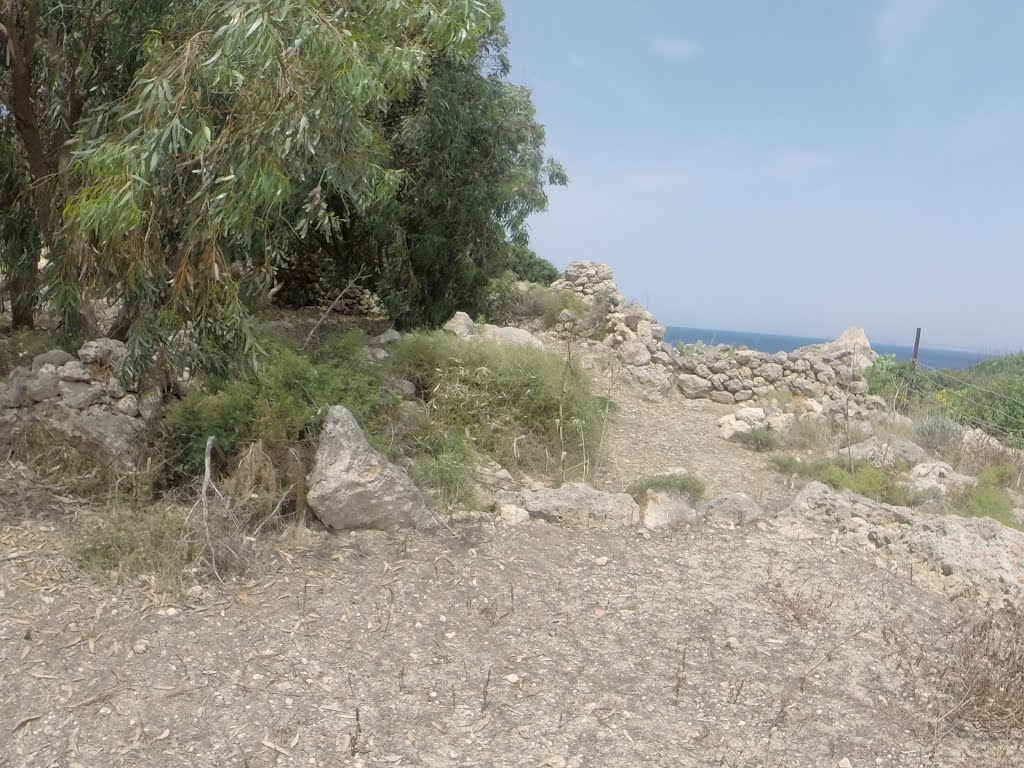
(676, 340), (881, 411)
(549, 261), (883, 415)
(787, 481), (1024, 600)
(0, 338), (154, 461)
(550, 261), (624, 303)
(335, 288), (388, 318)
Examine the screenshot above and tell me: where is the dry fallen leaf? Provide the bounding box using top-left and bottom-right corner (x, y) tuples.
(155, 729), (170, 741)
(262, 739), (291, 757)
(472, 713), (492, 732)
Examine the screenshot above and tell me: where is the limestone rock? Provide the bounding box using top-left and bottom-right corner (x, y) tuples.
(677, 374), (713, 399)
(480, 324), (544, 349)
(759, 362), (784, 383)
(116, 395), (142, 418)
(841, 437), (929, 470)
(372, 328), (402, 345)
(307, 406), (434, 530)
(499, 504), (531, 527)
(630, 364), (675, 399)
(519, 483), (639, 528)
(703, 493), (764, 525)
(1, 368), (32, 408)
(735, 407), (766, 426)
(793, 327), (878, 372)
(57, 361), (93, 383)
(709, 391), (736, 405)
(67, 407), (144, 458)
(59, 382), (104, 410)
(618, 340), (652, 367)
(443, 311), (476, 338)
(902, 462), (976, 497)
(25, 368), (60, 402)
(31, 349), (75, 372)
(78, 338), (127, 367)
(719, 417), (752, 442)
(638, 491), (698, 530)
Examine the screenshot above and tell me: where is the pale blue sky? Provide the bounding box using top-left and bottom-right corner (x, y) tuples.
(504, 1), (1024, 351)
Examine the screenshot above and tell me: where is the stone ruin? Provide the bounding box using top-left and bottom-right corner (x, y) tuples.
(0, 338), (154, 462)
(549, 260), (885, 420)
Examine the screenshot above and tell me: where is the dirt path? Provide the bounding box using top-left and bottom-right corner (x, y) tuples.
(0, 489), (1005, 768)
(594, 362), (794, 513)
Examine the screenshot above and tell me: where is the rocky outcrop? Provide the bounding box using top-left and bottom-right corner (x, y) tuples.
(442, 311), (543, 349)
(840, 437), (930, 470)
(793, 327), (878, 373)
(0, 340), (153, 465)
(637, 490), (698, 530)
(787, 482), (1024, 599)
(307, 406), (434, 530)
(702, 493), (764, 526)
(519, 483), (640, 528)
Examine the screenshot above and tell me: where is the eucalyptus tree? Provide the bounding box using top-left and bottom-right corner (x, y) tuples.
(66, 0), (499, 378)
(0, 0), (178, 329)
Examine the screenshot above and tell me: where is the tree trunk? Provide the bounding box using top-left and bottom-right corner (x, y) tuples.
(8, 257), (38, 330)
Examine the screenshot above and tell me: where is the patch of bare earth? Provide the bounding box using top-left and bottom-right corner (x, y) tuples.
(1, 478), (1010, 767)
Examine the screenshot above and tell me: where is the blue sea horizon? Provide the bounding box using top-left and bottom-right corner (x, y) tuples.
(665, 326), (1006, 371)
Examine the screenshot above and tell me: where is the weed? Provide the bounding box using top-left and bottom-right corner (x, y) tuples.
(954, 483), (1020, 531)
(389, 332), (609, 479)
(158, 332), (391, 480)
(911, 407), (964, 461)
(769, 456), (935, 507)
(776, 418), (836, 453)
(626, 472), (706, 506)
(736, 426), (777, 452)
(977, 464), (1019, 488)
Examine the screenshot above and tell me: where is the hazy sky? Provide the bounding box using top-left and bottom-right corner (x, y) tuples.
(504, 1), (1024, 352)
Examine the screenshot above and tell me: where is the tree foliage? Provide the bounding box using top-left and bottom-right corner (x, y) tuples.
(3, 0), (564, 381)
(274, 17), (565, 327)
(0, 0), (178, 330)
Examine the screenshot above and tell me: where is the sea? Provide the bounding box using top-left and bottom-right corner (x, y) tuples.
(665, 327), (1000, 371)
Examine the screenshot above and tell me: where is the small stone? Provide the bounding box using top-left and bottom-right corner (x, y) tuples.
(133, 640), (150, 654)
(116, 395), (141, 418)
(165, 607), (179, 617)
(504, 674), (521, 684)
(838, 760), (852, 768)
(499, 504), (530, 527)
(595, 556), (610, 567)
(58, 360), (93, 383)
(59, 381), (104, 410)
(31, 349), (75, 372)
(725, 637), (740, 650)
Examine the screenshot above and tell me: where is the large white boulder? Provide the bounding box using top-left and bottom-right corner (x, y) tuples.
(307, 406), (434, 530)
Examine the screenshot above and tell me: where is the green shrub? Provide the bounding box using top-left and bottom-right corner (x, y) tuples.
(864, 354), (913, 408)
(517, 284), (589, 329)
(770, 455), (804, 475)
(911, 407), (963, 459)
(736, 426), (777, 452)
(481, 270), (522, 326)
(626, 473), (706, 506)
(977, 464), (1019, 489)
(769, 456), (933, 507)
(956, 483), (1020, 530)
(389, 332), (609, 478)
(409, 435), (480, 513)
(160, 333), (390, 479)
